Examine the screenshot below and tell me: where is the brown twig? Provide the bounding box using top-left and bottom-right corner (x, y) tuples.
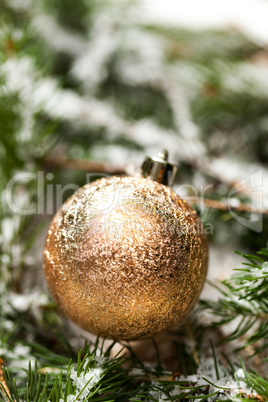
(0, 358), (11, 401)
(43, 157), (268, 215)
(44, 156), (126, 175)
(189, 197), (268, 215)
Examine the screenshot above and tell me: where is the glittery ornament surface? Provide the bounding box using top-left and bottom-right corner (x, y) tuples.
(44, 176), (208, 340)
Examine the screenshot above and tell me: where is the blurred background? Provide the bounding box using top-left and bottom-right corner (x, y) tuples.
(1, 0), (268, 351)
(1, 0), (268, 274)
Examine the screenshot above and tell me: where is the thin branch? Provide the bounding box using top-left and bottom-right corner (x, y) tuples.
(43, 157), (268, 215)
(43, 156), (126, 175)
(190, 197), (268, 215)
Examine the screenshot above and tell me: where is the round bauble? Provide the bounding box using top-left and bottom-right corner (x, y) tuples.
(44, 176), (208, 339)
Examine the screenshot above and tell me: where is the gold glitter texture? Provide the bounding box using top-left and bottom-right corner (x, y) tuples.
(44, 176), (208, 340)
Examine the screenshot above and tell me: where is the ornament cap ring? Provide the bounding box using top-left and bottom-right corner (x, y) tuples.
(141, 149), (178, 186)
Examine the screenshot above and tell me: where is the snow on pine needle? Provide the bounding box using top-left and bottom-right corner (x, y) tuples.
(155, 358), (261, 402)
(56, 356), (105, 402)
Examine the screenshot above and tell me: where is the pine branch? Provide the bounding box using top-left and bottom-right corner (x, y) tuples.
(2, 341), (268, 401)
(200, 248), (268, 356)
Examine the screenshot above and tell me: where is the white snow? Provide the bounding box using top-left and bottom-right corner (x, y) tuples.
(10, 292), (49, 312)
(70, 15), (119, 92)
(167, 358), (257, 401)
(57, 358), (105, 402)
(141, 0), (268, 45)
(33, 14), (86, 57)
(70, 366), (102, 398)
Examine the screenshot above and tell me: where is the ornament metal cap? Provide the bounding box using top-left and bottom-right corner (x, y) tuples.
(141, 149), (178, 186)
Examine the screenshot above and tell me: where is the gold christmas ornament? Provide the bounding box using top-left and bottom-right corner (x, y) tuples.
(44, 151), (208, 340)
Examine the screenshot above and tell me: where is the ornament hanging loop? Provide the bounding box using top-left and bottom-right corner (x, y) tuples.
(141, 149), (178, 187)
